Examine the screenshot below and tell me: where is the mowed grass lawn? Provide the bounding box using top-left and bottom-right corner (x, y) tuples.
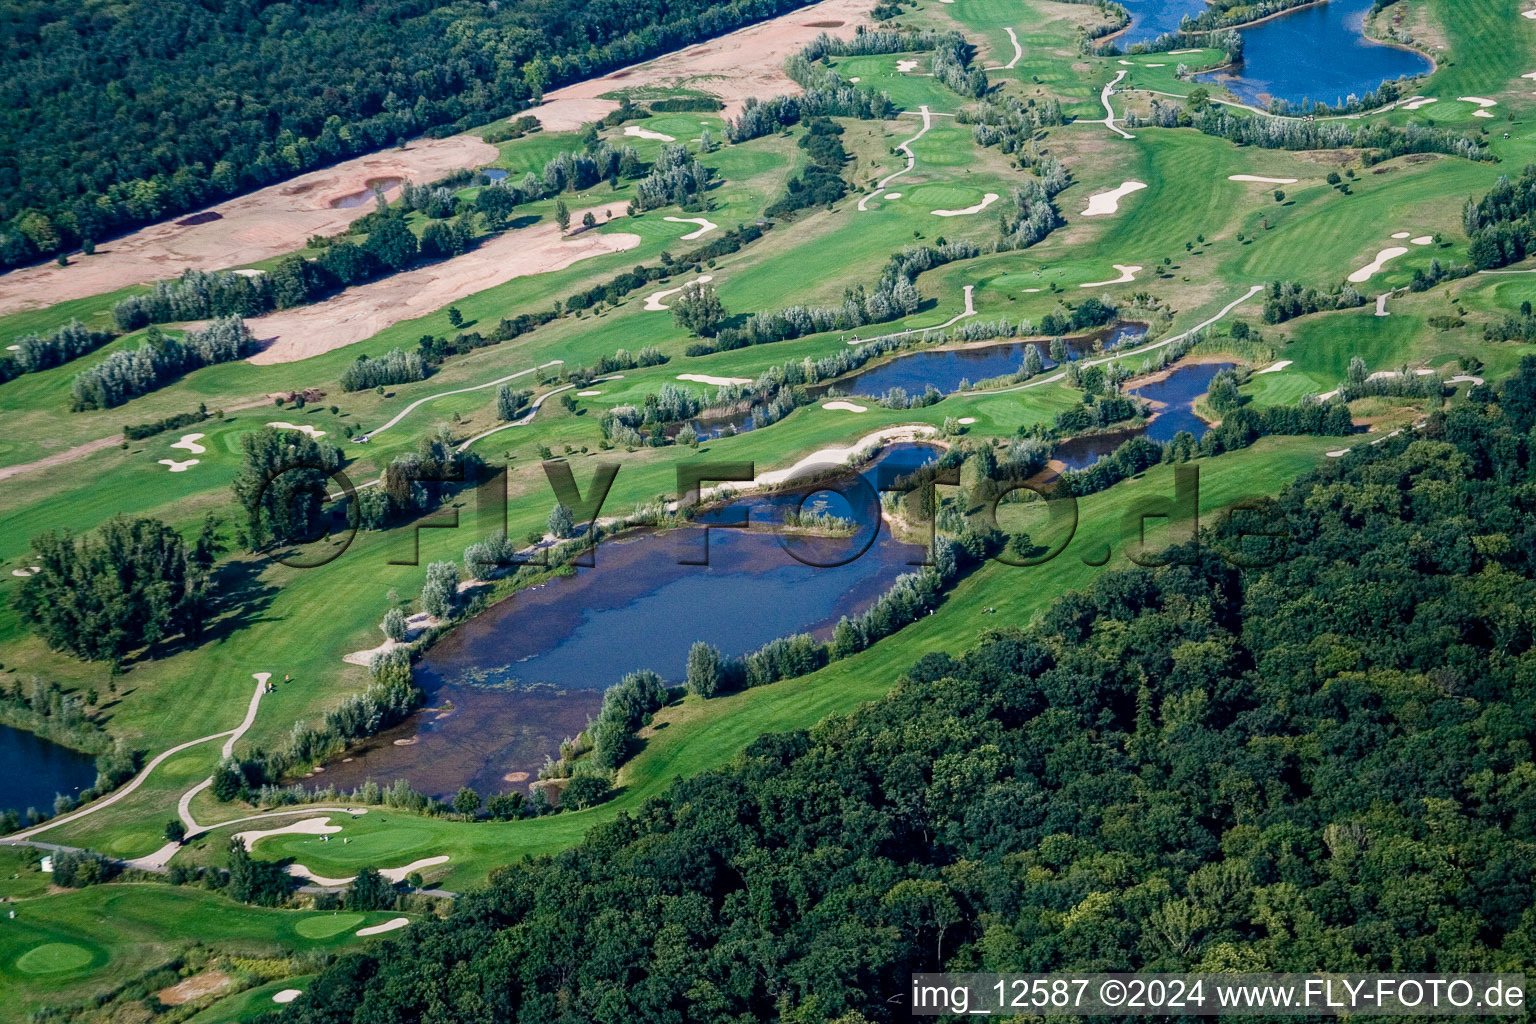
(0, 884), (408, 1019)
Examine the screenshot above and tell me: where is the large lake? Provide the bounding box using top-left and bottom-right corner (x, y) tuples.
(0, 724), (97, 818)
(1196, 0), (1433, 108)
(316, 445), (941, 799)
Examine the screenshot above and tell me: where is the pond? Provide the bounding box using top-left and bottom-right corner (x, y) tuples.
(330, 177), (404, 209)
(0, 724), (97, 819)
(1114, 0), (1209, 47)
(1196, 0), (1432, 109)
(834, 323), (1147, 400)
(1054, 361), (1235, 470)
(314, 445), (942, 800)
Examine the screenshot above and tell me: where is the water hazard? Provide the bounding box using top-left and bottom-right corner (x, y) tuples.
(315, 445), (942, 799)
(0, 724), (97, 818)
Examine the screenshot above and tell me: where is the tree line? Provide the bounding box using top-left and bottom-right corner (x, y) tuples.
(0, 0), (825, 269)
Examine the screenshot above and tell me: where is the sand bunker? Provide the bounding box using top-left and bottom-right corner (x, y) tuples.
(644, 274), (714, 311)
(529, 0), (881, 122)
(1460, 96), (1498, 107)
(286, 855), (448, 888)
(624, 125), (676, 141)
(0, 136), (498, 317)
(1348, 247), (1409, 283)
(897, 59), (920, 72)
(357, 917), (411, 936)
(932, 193), (999, 216)
(10, 566), (41, 577)
(273, 990), (303, 1004)
(244, 202), (636, 363)
(577, 389), (603, 396)
(1080, 181), (1147, 217)
(233, 816), (344, 850)
(1229, 175), (1297, 184)
(1403, 97), (1438, 110)
(170, 432), (206, 454)
(754, 426), (939, 487)
(267, 422), (326, 437)
(677, 372), (751, 386)
(1411, 235), (1433, 245)
(1081, 265), (1141, 288)
(1392, 232), (1411, 239)
(822, 400), (868, 412)
(885, 192), (902, 199)
(663, 216), (718, 240)
(158, 459), (199, 472)
(1256, 360), (1294, 374)
(957, 417), (977, 425)
(1474, 111), (1495, 118)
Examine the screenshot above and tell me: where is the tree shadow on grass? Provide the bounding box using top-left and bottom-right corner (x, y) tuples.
(129, 554), (282, 667)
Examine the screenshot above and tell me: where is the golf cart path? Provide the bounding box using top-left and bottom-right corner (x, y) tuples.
(858, 106), (934, 211)
(1, 673), (270, 844)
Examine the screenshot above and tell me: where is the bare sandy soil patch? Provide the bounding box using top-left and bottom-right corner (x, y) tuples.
(243, 203), (636, 363)
(526, 0), (881, 123)
(158, 971), (232, 1006)
(0, 137), (497, 317)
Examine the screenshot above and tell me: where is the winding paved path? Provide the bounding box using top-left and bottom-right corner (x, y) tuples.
(984, 27), (1023, 70)
(858, 106), (934, 211)
(1, 673), (270, 845)
(361, 359), (565, 440)
(846, 285), (974, 346)
(1099, 71), (1135, 140)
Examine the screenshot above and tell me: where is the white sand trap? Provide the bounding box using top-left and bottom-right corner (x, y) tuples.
(273, 990), (303, 1004)
(884, 192), (902, 199)
(932, 193), (999, 217)
(1392, 232), (1412, 239)
(4, 344), (18, 351)
(1411, 235), (1433, 245)
(624, 125), (676, 141)
(1403, 97), (1438, 110)
(677, 373), (751, 386)
(1327, 449), (1352, 458)
(643, 274), (714, 311)
(1021, 287), (1042, 293)
(753, 426), (939, 487)
(380, 856), (449, 882)
(1169, 48), (1202, 54)
(577, 389), (602, 396)
(267, 421), (326, 438)
(1256, 360), (1294, 374)
(158, 458), (200, 472)
(233, 816), (344, 851)
(232, 268), (267, 278)
(1146, 63), (1166, 67)
(1460, 96), (1498, 107)
(1525, 10), (1536, 19)
(957, 417), (977, 424)
(896, 59), (920, 72)
(849, 76), (860, 82)
(357, 917), (411, 936)
(1080, 181), (1147, 217)
(822, 401), (868, 412)
(1474, 110), (1495, 118)
(11, 566), (40, 577)
(1080, 265), (1141, 288)
(1229, 175), (1298, 184)
(1348, 247), (1409, 283)
(171, 432), (207, 454)
(663, 216), (718, 240)
(1118, 59), (1133, 66)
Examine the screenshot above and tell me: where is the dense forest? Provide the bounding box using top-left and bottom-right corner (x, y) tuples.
(260, 361), (1536, 1024)
(0, 0), (816, 267)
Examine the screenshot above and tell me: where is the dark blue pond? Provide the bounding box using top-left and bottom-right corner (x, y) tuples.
(837, 323), (1147, 400)
(316, 445), (942, 798)
(1053, 361), (1233, 470)
(1115, 0), (1209, 47)
(1197, 0), (1432, 108)
(0, 724), (97, 818)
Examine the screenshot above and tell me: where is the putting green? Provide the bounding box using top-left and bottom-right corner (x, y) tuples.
(294, 913), (365, 939)
(15, 942), (95, 975)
